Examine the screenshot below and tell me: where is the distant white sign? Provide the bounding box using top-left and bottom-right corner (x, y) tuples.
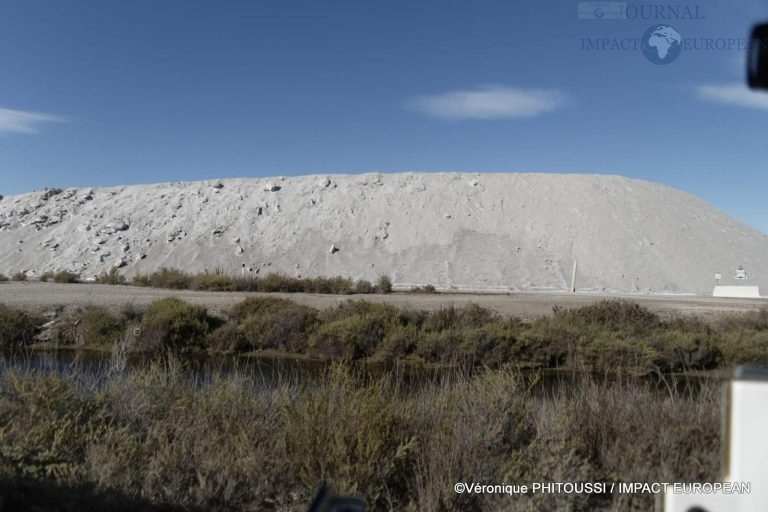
(715, 273), (722, 280)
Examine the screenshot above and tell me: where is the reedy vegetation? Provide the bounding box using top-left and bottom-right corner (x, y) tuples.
(0, 363), (720, 511)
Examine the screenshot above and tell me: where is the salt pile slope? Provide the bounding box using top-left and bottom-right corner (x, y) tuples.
(1, 172), (766, 295)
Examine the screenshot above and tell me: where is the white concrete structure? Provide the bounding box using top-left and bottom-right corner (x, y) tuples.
(712, 286), (761, 298)
(663, 367), (768, 511)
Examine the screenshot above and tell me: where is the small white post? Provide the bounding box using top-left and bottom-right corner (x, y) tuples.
(570, 259), (578, 293)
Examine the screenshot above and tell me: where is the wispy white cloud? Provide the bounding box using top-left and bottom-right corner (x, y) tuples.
(693, 83), (768, 111)
(0, 106), (65, 134)
(408, 85), (564, 120)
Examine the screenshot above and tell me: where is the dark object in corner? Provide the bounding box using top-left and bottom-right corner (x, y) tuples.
(307, 483), (366, 512)
(748, 23), (768, 90)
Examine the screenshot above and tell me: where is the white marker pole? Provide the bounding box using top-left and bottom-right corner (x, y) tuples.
(571, 259), (578, 293)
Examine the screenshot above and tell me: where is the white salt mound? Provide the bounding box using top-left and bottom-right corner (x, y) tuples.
(0, 172), (766, 295)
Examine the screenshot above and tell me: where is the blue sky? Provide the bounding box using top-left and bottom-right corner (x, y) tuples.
(2, 0), (768, 232)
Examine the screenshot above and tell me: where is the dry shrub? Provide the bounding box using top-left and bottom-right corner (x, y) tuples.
(191, 269), (234, 291)
(80, 306), (125, 346)
(204, 322), (247, 353)
(240, 303), (317, 352)
(96, 267), (126, 285)
(0, 304), (44, 349)
(53, 270), (79, 283)
(147, 268), (192, 289)
(310, 301), (402, 359)
(310, 315), (389, 359)
(130, 273), (151, 287)
(354, 279), (376, 294)
(258, 272), (304, 293)
(0, 371), (111, 484)
(553, 300), (661, 335)
(230, 296), (302, 321)
(0, 362), (722, 511)
(410, 284), (437, 294)
(47, 306), (125, 347)
(376, 274), (393, 294)
(282, 365), (418, 509)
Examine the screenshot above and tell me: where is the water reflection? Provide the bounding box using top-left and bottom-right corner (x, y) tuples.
(0, 349), (725, 397)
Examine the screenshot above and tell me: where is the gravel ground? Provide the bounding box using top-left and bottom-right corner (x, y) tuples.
(1, 282), (766, 318)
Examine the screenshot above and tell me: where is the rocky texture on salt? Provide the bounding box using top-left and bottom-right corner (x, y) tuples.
(0, 172), (766, 294)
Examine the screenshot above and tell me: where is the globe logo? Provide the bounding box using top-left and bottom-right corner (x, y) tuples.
(594, 8), (604, 19)
(641, 25), (682, 65)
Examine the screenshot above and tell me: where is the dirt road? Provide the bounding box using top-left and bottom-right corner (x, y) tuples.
(1, 282), (766, 317)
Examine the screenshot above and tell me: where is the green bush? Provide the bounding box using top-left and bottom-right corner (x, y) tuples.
(192, 270), (235, 291)
(148, 268), (192, 289)
(376, 274), (393, 294)
(425, 306), (458, 331)
(571, 332), (660, 373)
(0, 370), (111, 484)
(716, 308), (768, 332)
(414, 330), (464, 363)
(282, 366), (418, 509)
(327, 276), (354, 295)
(353, 279), (376, 294)
(119, 303), (144, 322)
(423, 304), (495, 332)
(738, 309), (768, 331)
(53, 270), (79, 283)
(459, 323), (522, 368)
(205, 321), (248, 353)
(516, 318), (571, 368)
(240, 302), (318, 352)
(96, 267), (126, 285)
(375, 324), (423, 360)
(302, 276), (332, 294)
(81, 306), (125, 346)
(554, 300), (661, 335)
(230, 296), (304, 321)
(0, 274), (8, 282)
(141, 270), (380, 295)
(39, 271), (54, 282)
(232, 274), (260, 292)
(0, 304), (44, 348)
(11, 272), (27, 282)
(50, 306), (125, 347)
(130, 273), (151, 287)
(319, 300), (401, 324)
(410, 284), (437, 294)
(258, 272), (303, 293)
(139, 298), (209, 352)
(311, 311), (394, 359)
(48, 311), (84, 346)
(713, 329), (768, 368)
